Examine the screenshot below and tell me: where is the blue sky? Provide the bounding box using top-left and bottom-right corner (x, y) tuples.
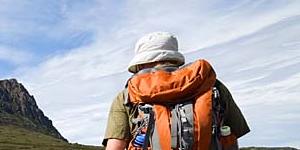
(0, 0), (99, 76)
(1, 0), (296, 77)
(1, 0), (300, 148)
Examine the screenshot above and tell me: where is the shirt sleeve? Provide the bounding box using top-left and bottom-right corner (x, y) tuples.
(102, 90), (130, 146)
(217, 80), (250, 138)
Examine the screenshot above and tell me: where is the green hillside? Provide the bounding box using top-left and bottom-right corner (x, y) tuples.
(0, 125), (104, 150)
(0, 125), (297, 150)
(241, 147), (298, 150)
(0, 79), (104, 149)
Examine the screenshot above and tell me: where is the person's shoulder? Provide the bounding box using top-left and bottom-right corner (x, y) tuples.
(214, 79), (233, 109)
(215, 79), (230, 93)
(113, 88), (127, 101)
(110, 89), (128, 109)
(111, 88), (136, 114)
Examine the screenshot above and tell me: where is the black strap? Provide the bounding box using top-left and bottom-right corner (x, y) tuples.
(212, 87), (222, 150)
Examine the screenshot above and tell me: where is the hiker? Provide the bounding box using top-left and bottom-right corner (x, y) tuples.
(102, 32), (250, 150)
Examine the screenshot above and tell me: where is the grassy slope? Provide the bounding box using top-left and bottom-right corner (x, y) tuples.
(1, 124), (298, 150)
(0, 125), (104, 150)
(0, 113), (297, 150)
(241, 148), (298, 150)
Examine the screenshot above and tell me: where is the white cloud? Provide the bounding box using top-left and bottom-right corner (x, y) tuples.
(185, 14), (300, 147)
(6, 0), (300, 148)
(0, 47), (33, 65)
(116, 0), (300, 52)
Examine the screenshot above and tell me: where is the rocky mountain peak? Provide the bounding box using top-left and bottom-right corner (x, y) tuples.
(0, 78), (66, 141)
(0, 79), (37, 115)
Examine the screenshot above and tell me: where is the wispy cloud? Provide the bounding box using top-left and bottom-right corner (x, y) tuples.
(0, 47), (33, 65)
(185, 15), (300, 147)
(0, 0), (95, 57)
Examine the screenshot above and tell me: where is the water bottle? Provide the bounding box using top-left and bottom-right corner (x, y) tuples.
(220, 126), (239, 150)
(133, 133), (146, 147)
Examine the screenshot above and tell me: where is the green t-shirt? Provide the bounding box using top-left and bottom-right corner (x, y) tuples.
(102, 80), (250, 146)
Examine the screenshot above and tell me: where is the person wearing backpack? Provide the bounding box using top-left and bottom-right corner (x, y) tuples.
(102, 32), (250, 150)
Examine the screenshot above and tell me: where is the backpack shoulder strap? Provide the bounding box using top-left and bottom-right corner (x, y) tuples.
(211, 79), (228, 150)
(214, 79), (227, 116)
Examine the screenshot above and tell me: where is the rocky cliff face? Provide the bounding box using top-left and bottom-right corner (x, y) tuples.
(0, 79), (66, 141)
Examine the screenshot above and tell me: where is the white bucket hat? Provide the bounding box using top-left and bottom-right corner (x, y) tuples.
(128, 32), (185, 73)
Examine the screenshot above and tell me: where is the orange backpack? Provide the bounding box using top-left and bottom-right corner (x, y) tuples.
(127, 59), (238, 150)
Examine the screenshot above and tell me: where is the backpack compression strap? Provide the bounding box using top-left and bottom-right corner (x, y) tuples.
(170, 101), (194, 149)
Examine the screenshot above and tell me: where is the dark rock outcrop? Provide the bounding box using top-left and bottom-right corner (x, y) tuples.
(0, 78), (66, 141)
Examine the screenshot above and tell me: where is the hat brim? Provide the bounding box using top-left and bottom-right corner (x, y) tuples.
(128, 49), (185, 73)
